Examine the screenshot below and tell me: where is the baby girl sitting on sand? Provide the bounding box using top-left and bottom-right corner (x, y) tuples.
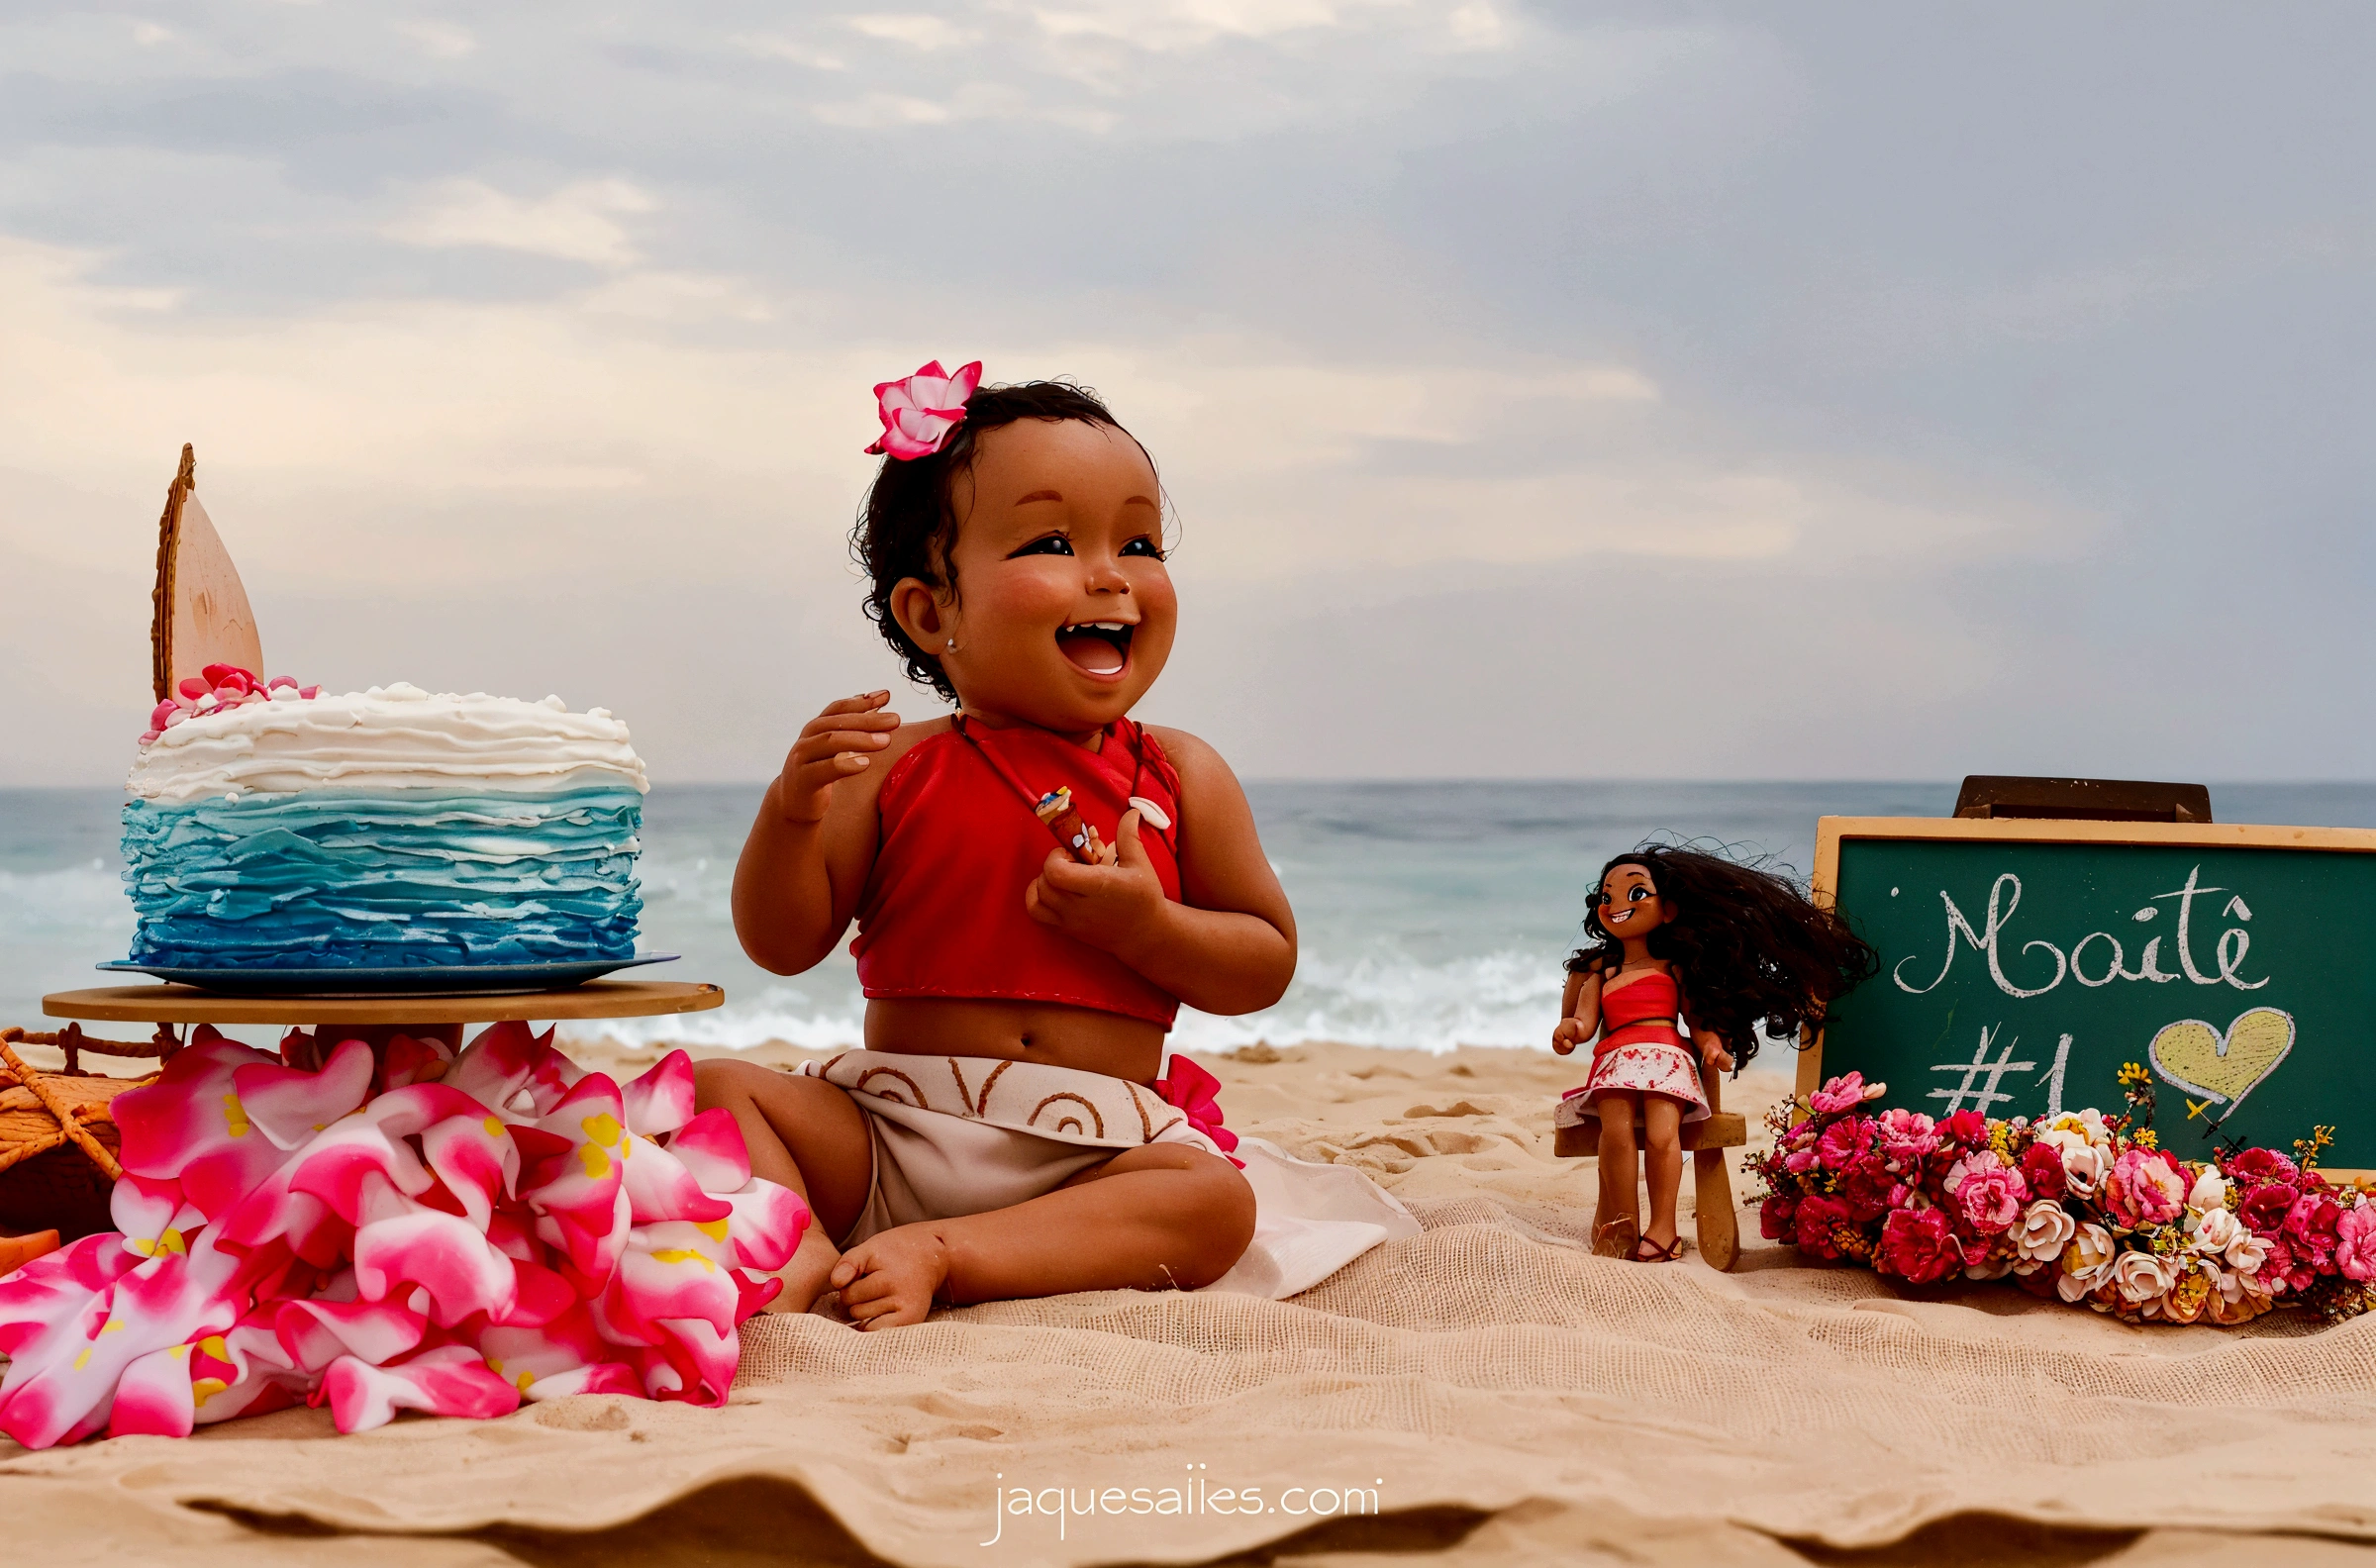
(697, 364), (1414, 1328)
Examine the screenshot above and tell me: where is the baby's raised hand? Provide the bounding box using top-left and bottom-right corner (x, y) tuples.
(775, 691), (901, 824)
(1025, 810), (1167, 956)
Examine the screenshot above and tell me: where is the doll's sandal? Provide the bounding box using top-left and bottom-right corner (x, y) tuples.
(1592, 1219), (1638, 1260)
(1633, 1234), (1686, 1263)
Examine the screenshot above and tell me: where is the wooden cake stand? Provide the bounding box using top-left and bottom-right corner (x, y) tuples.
(40, 980), (725, 1060)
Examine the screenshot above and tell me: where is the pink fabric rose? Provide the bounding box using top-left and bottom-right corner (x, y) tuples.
(1875, 1206), (1962, 1285)
(2239, 1181), (2299, 1237)
(1945, 1151), (2029, 1236)
(2332, 1201), (2376, 1283)
(2283, 1191), (2342, 1272)
(864, 359), (983, 459)
(2102, 1147), (2186, 1230)
(1808, 1073), (1877, 1115)
(1759, 1194), (1799, 1241)
(2018, 1142), (2066, 1202)
(1815, 1116), (1876, 1173)
(1792, 1194), (1853, 1260)
(1874, 1108), (1938, 1168)
(2226, 1146), (2299, 1185)
(1937, 1111), (1988, 1148)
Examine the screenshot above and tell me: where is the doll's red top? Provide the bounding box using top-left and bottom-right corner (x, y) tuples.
(850, 716), (1186, 1029)
(1596, 969), (1684, 1057)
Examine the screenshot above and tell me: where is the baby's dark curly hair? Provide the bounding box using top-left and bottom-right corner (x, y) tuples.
(849, 379), (1147, 704)
(1566, 841), (1877, 1069)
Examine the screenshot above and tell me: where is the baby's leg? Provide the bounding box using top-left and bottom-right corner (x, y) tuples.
(831, 1144), (1255, 1329)
(1593, 1091), (1641, 1251)
(1639, 1096), (1685, 1249)
(693, 1059), (873, 1314)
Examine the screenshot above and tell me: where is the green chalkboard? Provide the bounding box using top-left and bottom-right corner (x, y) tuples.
(1809, 819), (2376, 1170)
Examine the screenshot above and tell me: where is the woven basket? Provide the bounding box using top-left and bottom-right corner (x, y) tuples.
(0, 1025), (177, 1241)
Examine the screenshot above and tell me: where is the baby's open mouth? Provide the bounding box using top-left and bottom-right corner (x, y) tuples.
(1056, 621), (1134, 676)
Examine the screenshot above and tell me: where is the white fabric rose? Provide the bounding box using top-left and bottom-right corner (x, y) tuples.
(2056, 1223), (2119, 1302)
(2189, 1207), (2241, 1257)
(2013, 1199), (2078, 1269)
(2186, 1166), (2228, 1214)
(2224, 1227), (2272, 1274)
(2056, 1141), (2108, 1199)
(2113, 1248), (2172, 1305)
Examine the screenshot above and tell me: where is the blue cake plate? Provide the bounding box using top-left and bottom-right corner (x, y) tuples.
(94, 953), (679, 998)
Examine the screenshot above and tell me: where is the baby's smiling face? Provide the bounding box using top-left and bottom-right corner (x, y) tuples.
(900, 417), (1176, 735)
(1598, 863), (1673, 941)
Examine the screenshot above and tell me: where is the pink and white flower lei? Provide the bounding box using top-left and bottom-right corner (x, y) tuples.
(142, 664), (322, 745)
(0, 1024), (808, 1447)
(865, 359), (983, 460)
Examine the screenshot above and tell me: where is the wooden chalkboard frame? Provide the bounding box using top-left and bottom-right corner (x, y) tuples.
(1802, 815), (2376, 1180)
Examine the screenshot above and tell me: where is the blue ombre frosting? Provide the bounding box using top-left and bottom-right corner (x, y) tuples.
(123, 683), (648, 969)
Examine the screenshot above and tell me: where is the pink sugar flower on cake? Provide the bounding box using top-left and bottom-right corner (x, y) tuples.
(865, 358), (983, 459)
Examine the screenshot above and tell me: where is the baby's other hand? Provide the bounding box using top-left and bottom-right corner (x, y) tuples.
(1026, 810), (1167, 957)
(830, 1225), (951, 1330)
(1551, 1018), (1589, 1056)
(776, 691), (901, 824)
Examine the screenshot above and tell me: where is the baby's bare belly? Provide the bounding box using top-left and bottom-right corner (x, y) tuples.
(862, 997), (1166, 1085)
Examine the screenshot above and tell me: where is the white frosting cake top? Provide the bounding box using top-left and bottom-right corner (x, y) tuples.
(127, 682), (650, 804)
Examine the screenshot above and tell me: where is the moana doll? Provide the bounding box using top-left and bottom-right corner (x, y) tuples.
(1552, 843), (1875, 1262)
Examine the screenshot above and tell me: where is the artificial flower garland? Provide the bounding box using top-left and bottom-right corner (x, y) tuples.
(1752, 1066), (2375, 1325)
(0, 1024), (807, 1449)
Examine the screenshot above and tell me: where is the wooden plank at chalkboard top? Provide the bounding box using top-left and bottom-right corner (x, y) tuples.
(1954, 775), (2212, 823)
(1805, 817), (2376, 1176)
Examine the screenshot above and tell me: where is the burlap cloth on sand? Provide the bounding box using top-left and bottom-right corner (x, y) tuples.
(5, 1046), (2374, 1567)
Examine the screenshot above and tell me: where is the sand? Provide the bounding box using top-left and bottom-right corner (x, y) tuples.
(6, 1038), (2375, 1567)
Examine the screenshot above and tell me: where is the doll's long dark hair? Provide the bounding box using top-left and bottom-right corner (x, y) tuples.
(1566, 841), (1876, 1070)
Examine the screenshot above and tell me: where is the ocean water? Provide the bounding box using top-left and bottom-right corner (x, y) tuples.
(8, 782), (2374, 1054)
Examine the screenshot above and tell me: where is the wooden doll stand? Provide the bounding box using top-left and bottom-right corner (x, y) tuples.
(1553, 1068), (1747, 1270)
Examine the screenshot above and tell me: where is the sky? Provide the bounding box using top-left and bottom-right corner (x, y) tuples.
(1, 2), (2369, 785)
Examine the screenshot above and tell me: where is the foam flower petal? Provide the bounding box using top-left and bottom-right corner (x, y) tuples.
(114, 1028), (289, 1220)
(232, 1039), (375, 1150)
(622, 1050), (697, 1138)
(275, 1297), (428, 1374)
(349, 1175), (519, 1328)
(323, 1344), (520, 1434)
(621, 1131), (732, 1226)
(665, 1108), (751, 1191)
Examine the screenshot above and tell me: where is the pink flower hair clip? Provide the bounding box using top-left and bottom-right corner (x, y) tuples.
(866, 359), (982, 460)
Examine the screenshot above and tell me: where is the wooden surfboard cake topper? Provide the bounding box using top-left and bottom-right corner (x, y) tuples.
(150, 442), (264, 703)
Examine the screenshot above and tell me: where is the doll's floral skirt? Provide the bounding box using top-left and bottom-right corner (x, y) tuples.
(1554, 1039), (1711, 1130)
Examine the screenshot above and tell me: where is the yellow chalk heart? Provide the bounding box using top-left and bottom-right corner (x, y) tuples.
(2147, 1007), (2295, 1111)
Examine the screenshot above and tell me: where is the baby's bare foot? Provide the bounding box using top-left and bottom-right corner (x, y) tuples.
(762, 1229), (844, 1314)
(831, 1225), (951, 1330)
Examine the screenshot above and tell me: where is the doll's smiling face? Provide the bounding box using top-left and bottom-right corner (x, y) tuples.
(1598, 863), (1673, 938)
(891, 417), (1176, 735)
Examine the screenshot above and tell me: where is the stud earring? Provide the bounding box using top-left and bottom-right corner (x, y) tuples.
(944, 638), (957, 651)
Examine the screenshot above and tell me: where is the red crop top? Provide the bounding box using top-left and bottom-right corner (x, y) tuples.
(850, 716), (1186, 1029)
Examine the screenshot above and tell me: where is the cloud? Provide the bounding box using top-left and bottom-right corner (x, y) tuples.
(393, 20), (477, 59)
(845, 14), (974, 51)
(381, 179), (655, 267)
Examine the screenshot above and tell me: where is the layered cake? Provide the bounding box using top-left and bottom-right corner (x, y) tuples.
(123, 667), (646, 969)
